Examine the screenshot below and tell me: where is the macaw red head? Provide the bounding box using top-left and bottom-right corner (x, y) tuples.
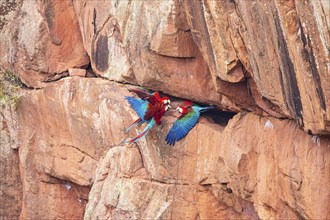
(177, 100), (193, 116)
(176, 106), (188, 115)
(161, 96), (171, 111)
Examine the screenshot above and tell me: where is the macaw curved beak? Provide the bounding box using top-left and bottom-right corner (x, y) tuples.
(165, 105), (171, 111)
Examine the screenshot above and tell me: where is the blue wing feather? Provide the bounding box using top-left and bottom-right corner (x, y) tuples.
(165, 106), (201, 145)
(122, 119), (156, 144)
(125, 96), (149, 120)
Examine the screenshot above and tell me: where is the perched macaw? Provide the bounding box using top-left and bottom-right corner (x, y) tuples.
(123, 88), (171, 143)
(165, 101), (214, 146)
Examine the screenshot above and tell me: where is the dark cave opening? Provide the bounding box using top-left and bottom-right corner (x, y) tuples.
(203, 108), (237, 126)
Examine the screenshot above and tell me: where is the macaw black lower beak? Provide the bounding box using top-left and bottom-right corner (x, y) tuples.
(165, 105), (171, 111)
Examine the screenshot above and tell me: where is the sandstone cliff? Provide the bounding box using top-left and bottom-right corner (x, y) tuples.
(0, 0), (329, 219)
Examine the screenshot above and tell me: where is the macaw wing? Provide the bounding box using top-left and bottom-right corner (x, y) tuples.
(128, 88), (159, 105)
(125, 96), (149, 120)
(165, 107), (200, 145)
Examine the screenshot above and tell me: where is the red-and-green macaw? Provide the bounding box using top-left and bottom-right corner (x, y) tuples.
(165, 101), (214, 145)
(123, 88), (171, 143)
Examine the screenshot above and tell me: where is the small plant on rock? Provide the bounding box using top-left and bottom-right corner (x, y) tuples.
(0, 69), (23, 109)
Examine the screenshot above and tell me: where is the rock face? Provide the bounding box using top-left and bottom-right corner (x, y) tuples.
(72, 0), (330, 134)
(0, 0), (329, 219)
(182, 0), (330, 134)
(16, 78), (134, 219)
(85, 111), (330, 220)
(219, 113), (330, 219)
(0, 105), (22, 219)
(13, 77), (329, 220)
(0, 0), (89, 88)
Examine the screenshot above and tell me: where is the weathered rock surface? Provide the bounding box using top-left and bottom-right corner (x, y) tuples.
(85, 146), (257, 220)
(0, 0), (89, 88)
(3, 75), (328, 219)
(16, 77), (135, 219)
(0, 0), (329, 219)
(85, 110), (330, 220)
(183, 0), (330, 134)
(14, 77), (256, 219)
(2, 0), (329, 132)
(73, 0), (254, 112)
(72, 0), (330, 134)
(219, 113), (330, 219)
(68, 68), (87, 77)
(0, 105), (22, 219)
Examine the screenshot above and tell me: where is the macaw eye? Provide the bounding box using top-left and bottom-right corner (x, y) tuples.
(177, 107), (183, 113)
(163, 100), (168, 104)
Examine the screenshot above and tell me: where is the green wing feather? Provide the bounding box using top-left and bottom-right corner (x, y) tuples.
(165, 107), (200, 145)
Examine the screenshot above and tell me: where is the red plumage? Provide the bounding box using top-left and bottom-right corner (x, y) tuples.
(128, 88), (170, 125)
(183, 100), (193, 107)
(144, 102), (166, 124)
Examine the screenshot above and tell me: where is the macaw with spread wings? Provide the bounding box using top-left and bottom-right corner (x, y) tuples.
(123, 88), (171, 143)
(165, 101), (214, 146)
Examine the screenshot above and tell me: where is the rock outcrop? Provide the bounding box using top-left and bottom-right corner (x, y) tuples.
(10, 77), (329, 219)
(0, 105), (22, 219)
(85, 109), (330, 220)
(183, 0), (330, 134)
(0, 0), (89, 88)
(73, 0), (330, 134)
(0, 0), (329, 219)
(16, 78), (128, 219)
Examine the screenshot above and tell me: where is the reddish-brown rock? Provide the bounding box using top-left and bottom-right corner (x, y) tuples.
(218, 113), (330, 219)
(84, 145), (257, 220)
(68, 68), (86, 77)
(16, 77), (134, 219)
(0, 0), (329, 219)
(73, 0), (330, 134)
(14, 77), (256, 219)
(85, 110), (330, 220)
(182, 0), (330, 134)
(0, 105), (22, 219)
(6, 75), (328, 219)
(73, 0), (255, 112)
(0, 0), (89, 88)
